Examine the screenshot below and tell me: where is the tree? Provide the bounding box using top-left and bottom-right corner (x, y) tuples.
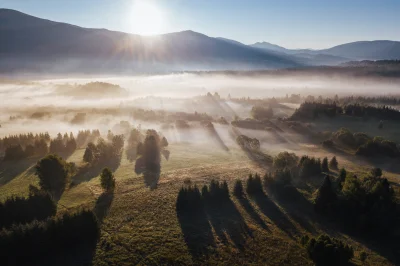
(66, 137), (77, 153)
(329, 156), (338, 170)
(83, 142), (96, 163)
(321, 157), (329, 172)
(314, 175), (337, 213)
(301, 234), (354, 266)
(100, 168), (115, 192)
(338, 168), (347, 189)
(143, 135), (161, 173)
(35, 154), (69, 194)
(251, 105), (273, 120)
(161, 137), (169, 147)
(111, 135), (124, 156)
(233, 179), (244, 198)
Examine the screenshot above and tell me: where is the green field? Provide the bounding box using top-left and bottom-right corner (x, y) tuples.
(1, 137), (398, 265)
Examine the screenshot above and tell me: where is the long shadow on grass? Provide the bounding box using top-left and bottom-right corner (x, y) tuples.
(0, 156), (40, 186)
(204, 196), (252, 250)
(94, 191), (114, 222)
(251, 191), (297, 239)
(267, 185), (316, 234)
(71, 156), (121, 186)
(135, 157), (161, 189)
(177, 206), (215, 259)
(238, 196), (270, 231)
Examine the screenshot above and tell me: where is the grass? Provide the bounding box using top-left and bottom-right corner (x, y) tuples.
(0, 139), (398, 265)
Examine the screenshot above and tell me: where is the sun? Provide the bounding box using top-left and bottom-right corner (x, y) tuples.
(129, 1), (166, 35)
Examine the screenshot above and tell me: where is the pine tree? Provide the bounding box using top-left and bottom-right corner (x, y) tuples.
(321, 157), (329, 172)
(315, 175), (337, 213)
(100, 168), (115, 192)
(329, 156), (338, 170)
(338, 168), (347, 189)
(233, 179), (244, 198)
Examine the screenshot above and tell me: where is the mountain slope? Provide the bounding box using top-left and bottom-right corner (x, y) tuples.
(0, 9), (301, 73)
(321, 40), (400, 60)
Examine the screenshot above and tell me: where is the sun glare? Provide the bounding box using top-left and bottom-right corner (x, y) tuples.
(129, 0), (166, 35)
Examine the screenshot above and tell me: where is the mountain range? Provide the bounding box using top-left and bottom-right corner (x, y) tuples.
(1, 8), (400, 74)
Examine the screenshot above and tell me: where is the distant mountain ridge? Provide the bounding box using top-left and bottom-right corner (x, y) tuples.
(250, 40), (400, 61)
(0, 8), (399, 74)
(0, 9), (300, 74)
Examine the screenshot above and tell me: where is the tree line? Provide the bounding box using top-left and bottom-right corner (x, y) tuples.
(314, 168), (398, 234)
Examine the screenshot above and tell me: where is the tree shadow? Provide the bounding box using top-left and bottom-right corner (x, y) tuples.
(135, 157), (161, 189)
(267, 185), (317, 234)
(94, 191), (114, 222)
(71, 156), (121, 186)
(251, 191), (298, 239)
(177, 206), (215, 259)
(238, 196), (270, 231)
(203, 122), (229, 151)
(161, 149), (170, 161)
(143, 171), (160, 190)
(0, 156), (40, 186)
(205, 197), (252, 250)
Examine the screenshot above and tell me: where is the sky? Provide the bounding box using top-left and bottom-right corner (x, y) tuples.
(0, 0), (399, 49)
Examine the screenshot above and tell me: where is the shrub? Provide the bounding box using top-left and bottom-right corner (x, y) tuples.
(100, 168), (115, 192)
(333, 128), (356, 147)
(301, 234), (354, 266)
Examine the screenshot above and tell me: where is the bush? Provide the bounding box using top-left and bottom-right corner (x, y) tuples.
(301, 234), (354, 266)
(333, 128), (356, 147)
(100, 168), (116, 192)
(35, 154), (70, 194)
(0, 187), (56, 229)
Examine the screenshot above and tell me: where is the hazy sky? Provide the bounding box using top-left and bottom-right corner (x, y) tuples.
(1, 0), (399, 49)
